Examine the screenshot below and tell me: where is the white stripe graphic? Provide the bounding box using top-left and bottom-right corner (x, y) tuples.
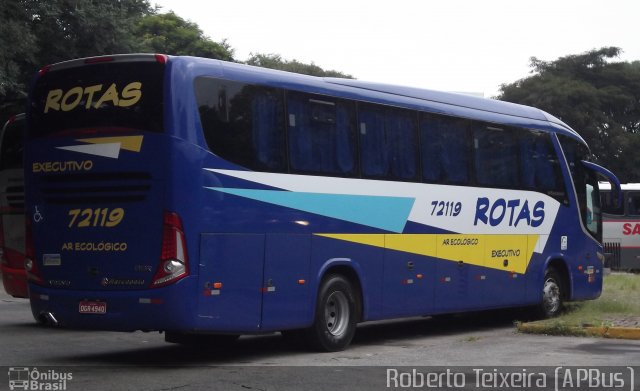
(56, 143), (121, 159)
(205, 168), (560, 252)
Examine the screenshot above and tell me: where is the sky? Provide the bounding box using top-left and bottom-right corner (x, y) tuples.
(152, 0), (640, 98)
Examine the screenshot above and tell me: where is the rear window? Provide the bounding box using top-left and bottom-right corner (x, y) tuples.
(1, 117), (24, 170)
(29, 61), (164, 137)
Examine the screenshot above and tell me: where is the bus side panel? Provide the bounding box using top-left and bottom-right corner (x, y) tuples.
(197, 233), (264, 331)
(311, 235), (384, 321)
(621, 247), (640, 270)
(523, 236), (548, 304)
(261, 234), (312, 330)
(381, 247), (436, 318)
(434, 260), (472, 312)
(568, 234), (603, 300)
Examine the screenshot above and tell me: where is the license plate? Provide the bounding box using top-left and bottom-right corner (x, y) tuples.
(79, 301), (107, 314)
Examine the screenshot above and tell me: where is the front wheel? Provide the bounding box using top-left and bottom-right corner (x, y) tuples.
(306, 274), (358, 352)
(537, 268), (564, 318)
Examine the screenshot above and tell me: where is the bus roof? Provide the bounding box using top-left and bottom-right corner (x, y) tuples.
(200, 58), (584, 143)
(599, 182), (640, 191)
(34, 54), (586, 144)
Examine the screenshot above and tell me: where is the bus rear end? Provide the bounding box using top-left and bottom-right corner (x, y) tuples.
(0, 114), (27, 298)
(25, 55), (194, 330)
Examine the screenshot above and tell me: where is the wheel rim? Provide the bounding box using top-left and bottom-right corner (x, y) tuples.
(324, 291), (350, 337)
(542, 277), (561, 315)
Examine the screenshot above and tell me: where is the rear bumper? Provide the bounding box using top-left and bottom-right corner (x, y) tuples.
(1, 264), (28, 298)
(28, 277), (198, 331)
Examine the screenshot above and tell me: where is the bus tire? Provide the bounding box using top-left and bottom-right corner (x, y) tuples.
(306, 274), (358, 352)
(537, 268), (564, 318)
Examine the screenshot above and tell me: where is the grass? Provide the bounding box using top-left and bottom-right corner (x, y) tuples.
(517, 273), (640, 336)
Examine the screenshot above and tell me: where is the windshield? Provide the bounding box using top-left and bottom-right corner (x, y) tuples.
(559, 135), (602, 241)
(29, 61), (164, 137)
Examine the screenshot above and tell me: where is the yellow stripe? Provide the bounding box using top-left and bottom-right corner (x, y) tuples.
(315, 233), (538, 274)
(77, 136), (144, 152)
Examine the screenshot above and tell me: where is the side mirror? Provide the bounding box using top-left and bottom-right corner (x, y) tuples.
(582, 161), (622, 208)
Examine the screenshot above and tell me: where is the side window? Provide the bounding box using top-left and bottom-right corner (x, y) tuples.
(627, 192), (640, 216)
(474, 125), (519, 188)
(287, 92), (357, 176)
(420, 114), (471, 184)
(601, 190), (624, 215)
(194, 77), (286, 172)
(360, 104), (418, 181)
(520, 130), (566, 202)
(585, 180), (601, 236)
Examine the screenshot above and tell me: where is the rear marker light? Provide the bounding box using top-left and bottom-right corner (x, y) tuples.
(154, 54), (168, 64)
(38, 64), (51, 76)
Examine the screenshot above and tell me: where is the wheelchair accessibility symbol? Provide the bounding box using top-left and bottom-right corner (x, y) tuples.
(33, 206), (43, 223)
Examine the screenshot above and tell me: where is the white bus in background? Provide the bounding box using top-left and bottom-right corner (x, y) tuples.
(601, 182), (640, 270)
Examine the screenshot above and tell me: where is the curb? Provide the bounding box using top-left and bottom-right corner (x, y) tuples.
(517, 322), (640, 340)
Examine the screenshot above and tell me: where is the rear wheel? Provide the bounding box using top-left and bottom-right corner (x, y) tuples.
(306, 274), (358, 352)
(538, 268), (564, 318)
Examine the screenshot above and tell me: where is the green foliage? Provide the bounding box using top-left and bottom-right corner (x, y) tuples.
(498, 47), (640, 182)
(136, 12), (234, 61)
(246, 53), (353, 78)
(0, 0), (350, 125)
(1, 0), (156, 123)
(30, 0), (154, 64)
(0, 0), (37, 111)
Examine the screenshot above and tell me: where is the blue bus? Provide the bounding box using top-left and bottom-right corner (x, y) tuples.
(25, 54), (620, 351)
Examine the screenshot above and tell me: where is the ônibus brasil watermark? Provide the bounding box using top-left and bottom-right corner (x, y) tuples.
(386, 367), (636, 390)
(8, 367), (73, 391)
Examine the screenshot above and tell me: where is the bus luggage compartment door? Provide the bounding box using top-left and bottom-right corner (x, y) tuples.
(260, 234), (312, 330)
(197, 233), (265, 331)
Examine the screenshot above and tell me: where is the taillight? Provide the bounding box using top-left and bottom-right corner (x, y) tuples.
(25, 217), (44, 285)
(0, 216), (5, 266)
(151, 212), (189, 287)
(38, 64), (51, 76)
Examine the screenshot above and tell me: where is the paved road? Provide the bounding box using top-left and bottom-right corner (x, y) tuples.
(1, 290), (639, 390)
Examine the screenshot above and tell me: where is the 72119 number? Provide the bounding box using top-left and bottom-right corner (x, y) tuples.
(68, 207), (125, 228)
(430, 201), (462, 217)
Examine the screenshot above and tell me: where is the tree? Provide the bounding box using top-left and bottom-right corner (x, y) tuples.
(136, 12), (234, 61)
(1, 0), (155, 123)
(498, 47), (640, 182)
(246, 53), (352, 78)
(0, 0), (37, 114)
